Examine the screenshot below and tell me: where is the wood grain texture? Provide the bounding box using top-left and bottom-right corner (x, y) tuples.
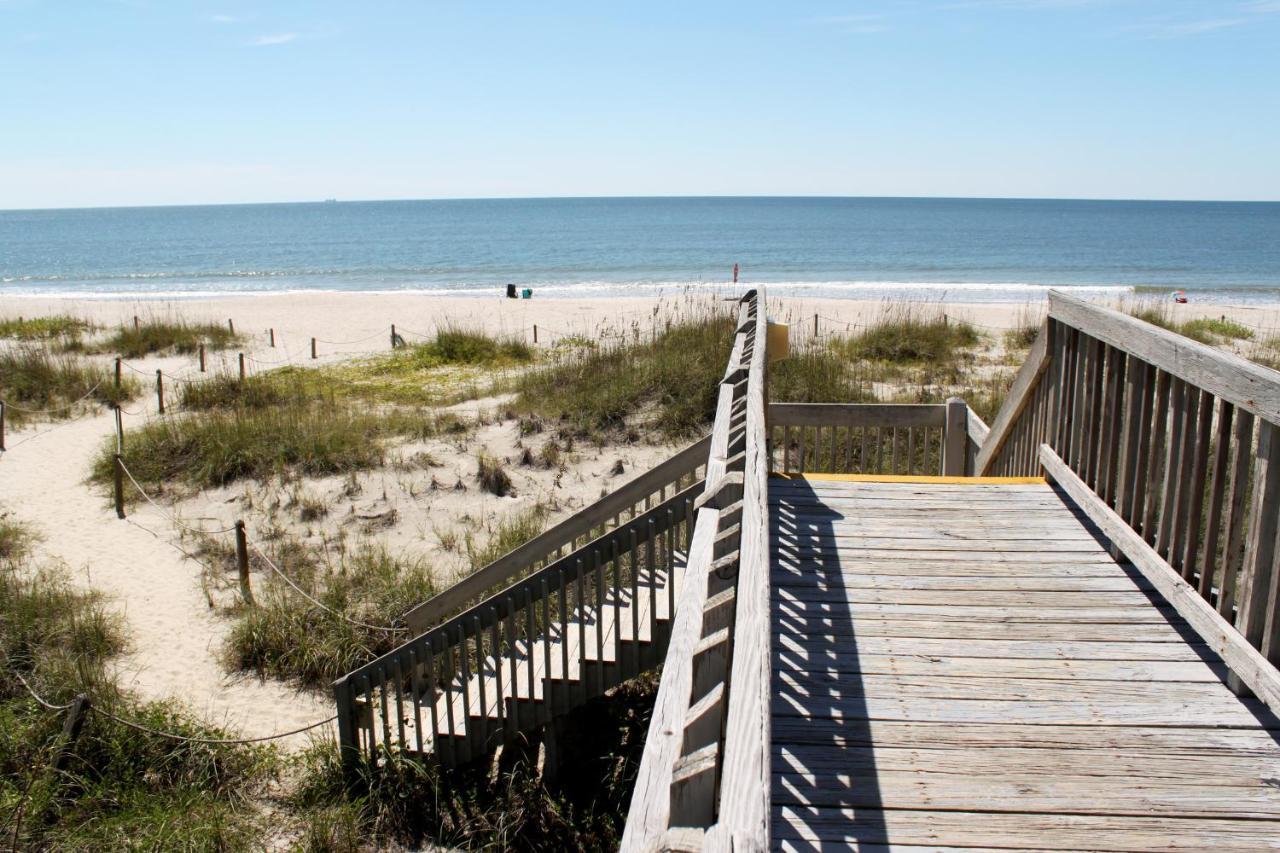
(768, 471), (1280, 850)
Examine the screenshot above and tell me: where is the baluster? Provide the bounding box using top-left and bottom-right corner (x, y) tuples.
(473, 614), (490, 751)
(647, 518), (658, 652)
(501, 599), (516, 736)
(1217, 411), (1255, 618)
(445, 631), (461, 762)
(1236, 420), (1280, 663)
(1156, 378), (1189, 559)
(1199, 400), (1235, 601)
(1179, 390), (1216, 583)
(361, 674), (377, 759)
(1100, 349), (1126, 504)
(859, 426), (869, 474)
(540, 577), (552, 724)
(1116, 356), (1148, 525)
(407, 647), (426, 754)
(424, 641), (442, 757)
(457, 621), (475, 758)
(393, 655), (407, 751)
(1068, 330), (1089, 470)
(377, 665), (391, 758)
(1142, 371), (1173, 543)
(630, 527), (641, 676)
(907, 427), (916, 476)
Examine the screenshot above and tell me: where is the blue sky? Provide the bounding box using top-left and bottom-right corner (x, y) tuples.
(2, 1), (1278, 208)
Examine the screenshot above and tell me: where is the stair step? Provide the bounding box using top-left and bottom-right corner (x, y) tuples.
(423, 567), (684, 738)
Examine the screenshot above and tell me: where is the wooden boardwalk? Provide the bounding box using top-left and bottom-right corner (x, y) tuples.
(769, 474), (1280, 851)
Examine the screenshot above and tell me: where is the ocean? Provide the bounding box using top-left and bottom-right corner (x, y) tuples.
(2, 197), (1278, 303)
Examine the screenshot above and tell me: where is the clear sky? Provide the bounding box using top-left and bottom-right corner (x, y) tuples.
(2, 1), (1278, 209)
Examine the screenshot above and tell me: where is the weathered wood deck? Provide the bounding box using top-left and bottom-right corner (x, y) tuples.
(769, 474), (1280, 851)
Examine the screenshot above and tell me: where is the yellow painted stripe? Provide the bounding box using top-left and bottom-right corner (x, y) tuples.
(770, 472), (1046, 485)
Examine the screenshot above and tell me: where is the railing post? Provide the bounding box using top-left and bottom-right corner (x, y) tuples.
(113, 454), (125, 519)
(235, 520), (255, 606)
(155, 369), (164, 414)
(943, 397), (967, 476)
(333, 676), (362, 784)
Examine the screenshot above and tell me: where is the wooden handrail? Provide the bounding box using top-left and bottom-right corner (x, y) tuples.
(403, 435), (710, 634)
(623, 287), (770, 850)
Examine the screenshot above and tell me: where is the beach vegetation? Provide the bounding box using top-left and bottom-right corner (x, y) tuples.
(91, 404), (442, 491)
(476, 450), (515, 496)
(0, 520), (278, 850)
(1179, 317), (1254, 344)
(216, 540), (435, 689)
(837, 307), (981, 365)
(98, 317), (242, 358)
(0, 346), (138, 427)
(514, 310), (738, 440)
(0, 314), (93, 342)
(290, 673), (658, 851)
(464, 503), (549, 572)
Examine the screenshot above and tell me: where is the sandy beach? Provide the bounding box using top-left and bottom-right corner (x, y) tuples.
(4, 289), (1280, 749)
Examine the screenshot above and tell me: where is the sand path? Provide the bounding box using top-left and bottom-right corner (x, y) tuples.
(0, 358), (334, 747)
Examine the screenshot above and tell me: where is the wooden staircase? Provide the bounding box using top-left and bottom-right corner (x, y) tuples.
(335, 476), (701, 769)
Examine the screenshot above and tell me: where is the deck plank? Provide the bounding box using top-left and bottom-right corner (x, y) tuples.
(769, 477), (1280, 849)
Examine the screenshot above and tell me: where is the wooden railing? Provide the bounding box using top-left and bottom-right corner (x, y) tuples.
(981, 291), (1280, 710)
(333, 482), (700, 770)
(770, 399), (975, 477)
(403, 435), (710, 634)
(624, 288), (771, 850)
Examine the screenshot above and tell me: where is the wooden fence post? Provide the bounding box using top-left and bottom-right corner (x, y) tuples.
(155, 370), (164, 414)
(228, 318), (235, 335)
(333, 676), (361, 784)
(133, 315), (140, 332)
(390, 324), (397, 349)
(814, 313), (819, 338)
(51, 694), (91, 774)
(269, 328), (275, 348)
(198, 343), (206, 372)
(0, 401), (5, 452)
(311, 337), (317, 359)
(943, 397), (968, 477)
(235, 520), (255, 606)
(113, 454), (125, 519)
(114, 357), (122, 389)
(533, 324), (538, 344)
(238, 353), (246, 380)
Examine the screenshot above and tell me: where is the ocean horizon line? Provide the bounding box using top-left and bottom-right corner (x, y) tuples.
(5, 193), (1280, 215)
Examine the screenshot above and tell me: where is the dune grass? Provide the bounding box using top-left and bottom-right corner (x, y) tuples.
(838, 307), (981, 365)
(515, 311), (738, 440)
(98, 317), (241, 358)
(464, 503), (549, 573)
(91, 404), (414, 490)
(1179, 317), (1254, 344)
(0, 519), (278, 849)
(0, 346), (139, 427)
(291, 674), (658, 851)
(0, 315), (92, 341)
(1126, 303), (1254, 345)
(211, 539), (436, 688)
